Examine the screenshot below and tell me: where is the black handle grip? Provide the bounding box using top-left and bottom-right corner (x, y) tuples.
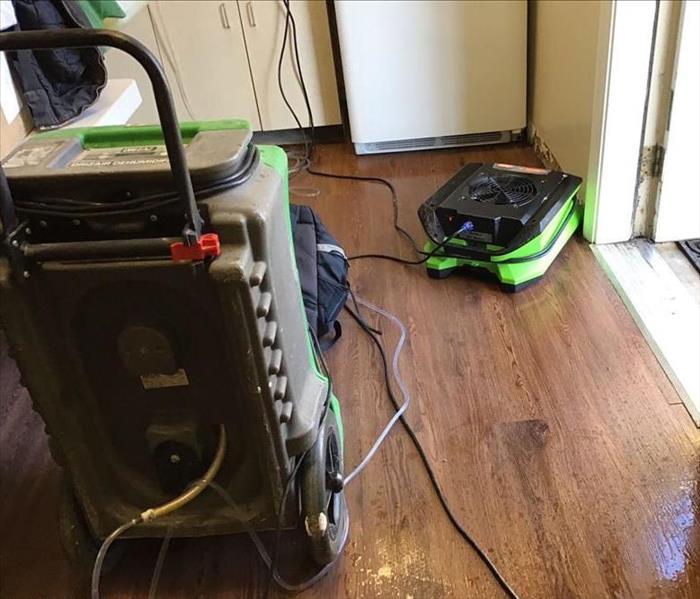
(0, 28), (202, 245)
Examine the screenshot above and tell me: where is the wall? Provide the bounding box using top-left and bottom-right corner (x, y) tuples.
(0, 0), (30, 158)
(528, 0), (607, 186)
(0, 102), (31, 160)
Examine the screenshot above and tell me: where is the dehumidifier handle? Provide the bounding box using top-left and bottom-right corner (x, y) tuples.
(0, 29), (202, 246)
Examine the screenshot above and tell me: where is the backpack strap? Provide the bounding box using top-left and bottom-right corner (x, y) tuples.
(319, 320), (343, 351)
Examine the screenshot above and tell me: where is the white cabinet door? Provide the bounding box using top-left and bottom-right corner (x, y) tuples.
(103, 4), (164, 125)
(239, 0), (341, 130)
(132, 1), (261, 128)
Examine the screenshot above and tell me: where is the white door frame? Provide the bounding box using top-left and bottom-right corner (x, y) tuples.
(651, 0), (700, 242)
(583, 0), (658, 244)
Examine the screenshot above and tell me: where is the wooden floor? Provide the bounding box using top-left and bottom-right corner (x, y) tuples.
(1, 143), (699, 598)
(593, 240), (700, 425)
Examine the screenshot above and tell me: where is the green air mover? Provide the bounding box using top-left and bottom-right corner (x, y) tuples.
(0, 29), (347, 578)
(418, 163), (582, 291)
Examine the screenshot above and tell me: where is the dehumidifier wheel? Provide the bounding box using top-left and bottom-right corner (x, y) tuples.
(58, 478), (124, 572)
(300, 409), (349, 566)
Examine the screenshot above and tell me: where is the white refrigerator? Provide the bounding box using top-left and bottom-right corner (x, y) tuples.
(334, 0), (527, 154)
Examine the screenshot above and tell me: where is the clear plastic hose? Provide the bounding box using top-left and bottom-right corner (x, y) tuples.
(91, 295), (408, 596)
(343, 295), (409, 486)
(91, 517), (141, 599)
(147, 527), (173, 599)
(208, 481), (347, 592)
(91, 424), (227, 599)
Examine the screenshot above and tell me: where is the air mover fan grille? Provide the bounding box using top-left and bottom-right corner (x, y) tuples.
(467, 175), (538, 207)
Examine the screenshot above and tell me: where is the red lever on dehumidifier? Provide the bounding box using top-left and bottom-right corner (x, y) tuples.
(170, 233), (221, 261)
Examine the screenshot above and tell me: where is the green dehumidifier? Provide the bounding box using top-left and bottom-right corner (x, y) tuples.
(0, 29), (348, 586)
(418, 163), (583, 291)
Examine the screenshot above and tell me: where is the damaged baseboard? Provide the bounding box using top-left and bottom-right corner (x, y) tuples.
(527, 122), (562, 171)
(633, 143), (665, 236)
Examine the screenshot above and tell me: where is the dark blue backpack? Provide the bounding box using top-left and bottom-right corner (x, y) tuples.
(290, 205), (348, 349)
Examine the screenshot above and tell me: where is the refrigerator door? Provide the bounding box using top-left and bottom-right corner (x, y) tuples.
(335, 0), (526, 153)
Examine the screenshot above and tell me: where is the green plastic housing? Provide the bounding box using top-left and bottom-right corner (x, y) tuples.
(425, 198), (582, 291)
(0, 120), (340, 539)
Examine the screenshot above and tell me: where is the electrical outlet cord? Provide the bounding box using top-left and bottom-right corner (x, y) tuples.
(278, 0), (422, 260)
(15, 145), (260, 220)
(306, 167), (423, 257)
(229, 301), (408, 596)
(276, 2), (521, 596)
(263, 291), (521, 598)
(90, 423), (227, 599)
(342, 295), (409, 486)
(93, 2), (518, 596)
(89, 300), (519, 599)
(347, 294), (521, 599)
(348, 221), (472, 265)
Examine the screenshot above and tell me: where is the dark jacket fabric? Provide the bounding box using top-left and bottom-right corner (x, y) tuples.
(7, 0), (106, 128)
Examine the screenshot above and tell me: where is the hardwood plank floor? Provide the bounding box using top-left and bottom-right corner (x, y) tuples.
(1, 142), (698, 599)
(593, 240), (700, 422)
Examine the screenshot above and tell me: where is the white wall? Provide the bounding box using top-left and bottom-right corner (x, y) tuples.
(528, 0), (620, 246)
(0, 108), (30, 160)
(528, 1), (605, 179)
(0, 0), (29, 158)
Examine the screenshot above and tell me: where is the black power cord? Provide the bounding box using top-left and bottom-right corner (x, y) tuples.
(306, 167), (422, 257)
(345, 291), (521, 599)
(349, 221), (472, 265)
(277, 4), (521, 597)
(419, 198), (579, 265)
(279, 0), (422, 260)
(277, 1), (310, 169)
(283, 1), (315, 145)
(14, 145), (260, 220)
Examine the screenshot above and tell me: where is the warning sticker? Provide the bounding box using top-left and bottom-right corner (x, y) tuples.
(69, 145), (169, 168)
(70, 157), (169, 168)
(3, 143), (59, 168)
(140, 368), (190, 390)
(117, 146), (162, 155)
